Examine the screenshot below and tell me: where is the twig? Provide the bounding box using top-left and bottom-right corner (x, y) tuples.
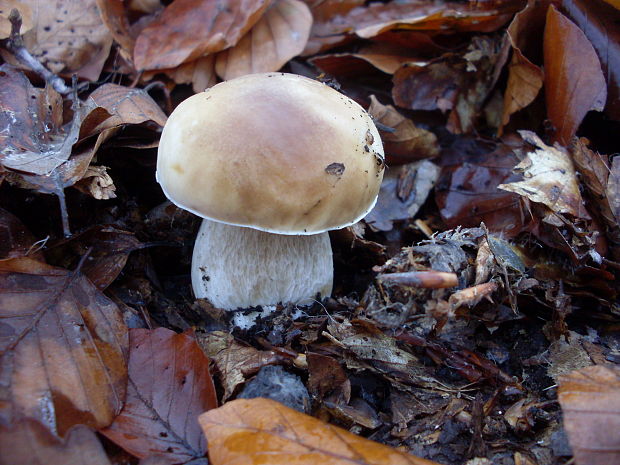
(2, 9), (71, 94)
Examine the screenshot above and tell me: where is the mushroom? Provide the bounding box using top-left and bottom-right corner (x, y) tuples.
(156, 73), (384, 310)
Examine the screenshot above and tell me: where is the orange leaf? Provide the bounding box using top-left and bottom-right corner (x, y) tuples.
(133, 0), (271, 70)
(559, 365), (620, 465)
(543, 5), (607, 145)
(0, 257), (128, 435)
(215, 0), (312, 80)
(199, 398), (441, 465)
(100, 328), (218, 464)
(500, 1), (545, 132)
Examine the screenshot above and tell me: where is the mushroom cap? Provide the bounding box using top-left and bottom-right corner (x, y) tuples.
(156, 72), (385, 235)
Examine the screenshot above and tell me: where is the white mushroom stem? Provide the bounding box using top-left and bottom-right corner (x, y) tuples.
(191, 219), (333, 310)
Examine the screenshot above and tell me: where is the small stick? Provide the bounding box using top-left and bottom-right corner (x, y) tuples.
(377, 271), (458, 289)
(2, 9), (71, 94)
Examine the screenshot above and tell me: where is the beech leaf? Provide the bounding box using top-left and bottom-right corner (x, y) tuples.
(543, 5), (607, 145)
(0, 257), (128, 435)
(498, 131), (589, 219)
(215, 0), (311, 80)
(18, 0), (112, 80)
(199, 398), (442, 465)
(559, 365), (620, 465)
(133, 0), (272, 70)
(100, 328), (218, 464)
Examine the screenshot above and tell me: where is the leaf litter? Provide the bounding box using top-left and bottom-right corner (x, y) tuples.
(0, 0), (619, 464)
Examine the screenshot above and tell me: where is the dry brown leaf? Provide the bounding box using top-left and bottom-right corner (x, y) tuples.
(133, 0), (271, 70)
(310, 45), (427, 78)
(0, 257), (128, 435)
(0, 66), (110, 193)
(199, 398), (442, 465)
(301, 0), (364, 56)
(500, 1), (544, 132)
(0, 0), (33, 38)
(96, 0), (136, 60)
(0, 420), (112, 465)
(17, 0), (112, 80)
(100, 328), (218, 464)
(498, 131), (589, 219)
(367, 95), (439, 162)
(215, 0), (311, 80)
(73, 165), (116, 200)
(393, 36), (508, 134)
(562, 0), (620, 120)
(559, 365), (620, 465)
(199, 331), (289, 401)
(544, 5), (607, 145)
(87, 83), (167, 131)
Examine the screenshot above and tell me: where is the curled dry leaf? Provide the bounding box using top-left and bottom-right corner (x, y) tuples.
(146, 54), (218, 93)
(302, 0), (364, 56)
(559, 364), (620, 465)
(0, 420), (111, 465)
(367, 95), (439, 162)
(498, 131), (590, 219)
(607, 156), (620, 225)
(0, 65), (110, 193)
(133, 0), (271, 70)
(96, 0), (136, 60)
(500, 0), (544, 132)
(544, 5), (607, 145)
(215, 0), (312, 80)
(100, 328), (218, 464)
(0, 257), (128, 435)
(73, 165), (116, 200)
(199, 331), (289, 401)
(16, 0), (112, 80)
(87, 83), (168, 132)
(199, 398), (442, 465)
(0, 0), (33, 39)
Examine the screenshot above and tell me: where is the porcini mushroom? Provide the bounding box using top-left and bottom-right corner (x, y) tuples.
(156, 73), (384, 310)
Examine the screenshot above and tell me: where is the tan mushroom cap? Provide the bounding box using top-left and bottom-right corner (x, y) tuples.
(156, 72), (385, 234)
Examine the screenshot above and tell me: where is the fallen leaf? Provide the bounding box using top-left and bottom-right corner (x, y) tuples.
(0, 65), (109, 191)
(17, 0), (112, 80)
(199, 397), (442, 465)
(133, 0), (271, 70)
(543, 5), (607, 144)
(0, 419), (112, 465)
(73, 164), (116, 200)
(44, 225), (144, 290)
(0, 0), (33, 39)
(100, 328), (217, 464)
(145, 54), (217, 93)
(301, 0), (364, 56)
(562, 0), (620, 120)
(393, 36), (508, 134)
(215, 0), (312, 80)
(435, 137), (528, 236)
(0, 257), (128, 435)
(500, 1), (545, 132)
(310, 43), (427, 77)
(307, 352), (351, 403)
(199, 331), (288, 401)
(559, 365), (620, 465)
(498, 131), (590, 219)
(96, 0), (136, 60)
(365, 161), (440, 232)
(367, 95), (439, 162)
(87, 83), (168, 131)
